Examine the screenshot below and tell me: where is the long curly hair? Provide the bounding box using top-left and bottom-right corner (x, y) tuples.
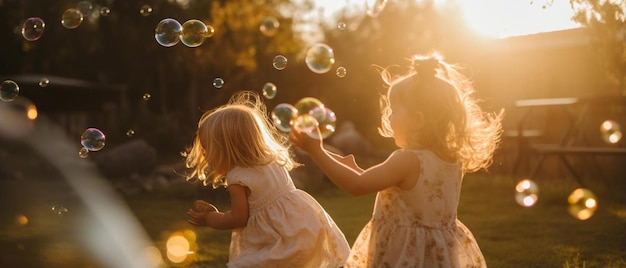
(184, 91), (298, 188)
(379, 52), (504, 173)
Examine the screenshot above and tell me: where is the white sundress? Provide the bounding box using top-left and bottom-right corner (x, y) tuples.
(226, 162), (350, 268)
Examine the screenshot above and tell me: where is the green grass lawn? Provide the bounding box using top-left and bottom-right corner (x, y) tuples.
(1, 169), (625, 267)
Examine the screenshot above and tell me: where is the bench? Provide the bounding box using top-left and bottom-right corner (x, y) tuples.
(512, 96), (626, 187)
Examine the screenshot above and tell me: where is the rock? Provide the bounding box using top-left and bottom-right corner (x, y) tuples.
(92, 139), (157, 178)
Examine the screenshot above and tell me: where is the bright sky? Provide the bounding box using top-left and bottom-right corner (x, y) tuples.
(456, 0), (581, 38)
(315, 0), (581, 39)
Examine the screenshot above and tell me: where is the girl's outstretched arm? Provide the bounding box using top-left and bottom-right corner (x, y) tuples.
(327, 151), (364, 174)
(187, 184), (249, 230)
(290, 129), (418, 196)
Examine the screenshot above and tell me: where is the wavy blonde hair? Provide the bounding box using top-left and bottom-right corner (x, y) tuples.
(184, 91), (298, 188)
(379, 52), (504, 173)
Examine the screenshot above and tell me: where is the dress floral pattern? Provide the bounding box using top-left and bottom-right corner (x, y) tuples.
(226, 163), (350, 268)
(345, 149), (486, 268)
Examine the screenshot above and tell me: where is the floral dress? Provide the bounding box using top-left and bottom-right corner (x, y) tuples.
(226, 163), (350, 268)
(345, 149), (487, 268)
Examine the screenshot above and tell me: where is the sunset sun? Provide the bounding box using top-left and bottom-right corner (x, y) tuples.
(316, 0), (581, 39)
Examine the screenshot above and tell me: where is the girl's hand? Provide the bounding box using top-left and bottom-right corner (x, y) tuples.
(187, 200), (218, 226)
(289, 126), (322, 153)
(192, 200), (218, 213)
(187, 209), (215, 226)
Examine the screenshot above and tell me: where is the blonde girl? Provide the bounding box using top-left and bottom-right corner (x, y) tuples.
(185, 91), (350, 267)
(290, 52), (503, 267)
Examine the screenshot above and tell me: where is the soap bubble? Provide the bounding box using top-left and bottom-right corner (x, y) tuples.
(80, 128), (106, 152)
(100, 7), (111, 16)
(51, 205), (68, 216)
(77, 1), (93, 16)
(600, 120), (622, 144)
(273, 55), (288, 70)
(309, 106), (337, 139)
(337, 22), (347, 30)
(78, 147), (89, 158)
(262, 83), (277, 99)
(305, 43), (335, 74)
(292, 114), (320, 137)
(155, 18), (182, 47)
(205, 25), (215, 38)
(140, 5), (153, 16)
(0, 80), (19, 102)
(61, 8), (84, 29)
(181, 19), (208, 47)
(142, 93), (151, 101)
(295, 97), (325, 116)
(567, 188), (597, 220)
(514, 179), (539, 207)
(38, 77), (49, 87)
(260, 16), (279, 37)
(271, 103), (297, 132)
(336, 67), (347, 78)
(213, 78), (224, 89)
(21, 17), (45, 41)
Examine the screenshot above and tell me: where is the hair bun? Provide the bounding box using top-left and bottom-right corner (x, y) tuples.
(413, 57), (440, 78)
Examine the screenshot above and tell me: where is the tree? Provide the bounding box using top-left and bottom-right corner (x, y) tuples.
(569, 0), (626, 95)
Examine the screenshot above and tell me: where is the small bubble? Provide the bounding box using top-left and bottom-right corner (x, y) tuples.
(514, 179), (539, 207)
(100, 7), (111, 16)
(140, 5), (153, 16)
(272, 55), (287, 70)
(568, 188), (598, 220)
(336, 67), (347, 78)
(337, 22), (347, 30)
(213, 78), (224, 89)
(77, 1), (93, 16)
(600, 120), (622, 144)
(51, 205), (68, 216)
(259, 16), (280, 37)
(78, 147), (89, 158)
(38, 77), (49, 87)
(126, 129), (135, 137)
(262, 82), (277, 99)
(142, 93), (151, 101)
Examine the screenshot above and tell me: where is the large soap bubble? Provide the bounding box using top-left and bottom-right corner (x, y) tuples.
(181, 19), (208, 47)
(61, 8), (84, 29)
(21, 17), (45, 41)
(0, 80), (19, 102)
(305, 43), (335, 74)
(80, 128), (106, 152)
(271, 103), (297, 132)
(155, 18), (182, 47)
